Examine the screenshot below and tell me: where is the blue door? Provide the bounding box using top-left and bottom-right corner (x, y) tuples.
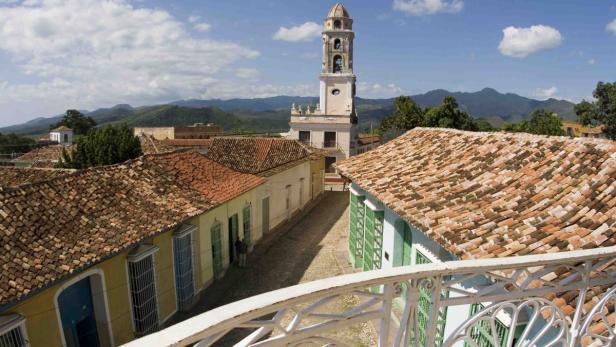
(58, 277), (101, 347)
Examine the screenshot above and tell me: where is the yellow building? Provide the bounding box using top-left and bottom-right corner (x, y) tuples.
(205, 137), (325, 233)
(0, 151), (266, 347)
(561, 121), (605, 138)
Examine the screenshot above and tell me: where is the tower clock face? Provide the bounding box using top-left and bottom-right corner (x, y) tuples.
(332, 89), (341, 96)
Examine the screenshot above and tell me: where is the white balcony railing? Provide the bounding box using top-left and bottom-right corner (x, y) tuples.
(123, 246), (616, 347)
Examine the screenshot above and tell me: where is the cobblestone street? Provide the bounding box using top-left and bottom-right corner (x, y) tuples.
(171, 191), (376, 346)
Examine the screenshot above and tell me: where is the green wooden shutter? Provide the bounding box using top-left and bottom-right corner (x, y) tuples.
(243, 206), (251, 246)
(373, 211), (384, 270)
(465, 303), (511, 347)
(363, 208), (375, 271)
(415, 251), (448, 346)
(355, 197), (366, 268)
(349, 194), (358, 266)
(211, 223), (223, 278)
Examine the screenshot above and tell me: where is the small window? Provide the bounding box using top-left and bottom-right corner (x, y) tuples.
(334, 20), (342, 30)
(0, 314), (28, 347)
(127, 245), (160, 336)
(331, 89), (341, 96)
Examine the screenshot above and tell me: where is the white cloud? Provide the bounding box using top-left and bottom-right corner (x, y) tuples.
(193, 22), (211, 32)
(188, 15), (200, 23)
(273, 21), (321, 42)
(607, 19), (616, 35)
(0, 0), (259, 115)
(357, 82), (403, 98)
(588, 58), (596, 65)
(235, 68), (260, 80)
(498, 25), (563, 58)
(532, 86), (558, 100)
(393, 0), (463, 16)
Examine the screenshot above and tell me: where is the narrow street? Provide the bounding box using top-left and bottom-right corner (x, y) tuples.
(171, 191), (376, 346)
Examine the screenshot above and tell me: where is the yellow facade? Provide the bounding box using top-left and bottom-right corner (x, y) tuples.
(1, 189), (264, 347)
(310, 155), (325, 200)
(561, 121), (605, 138)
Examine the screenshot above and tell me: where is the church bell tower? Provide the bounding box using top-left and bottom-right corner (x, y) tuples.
(289, 3), (358, 171)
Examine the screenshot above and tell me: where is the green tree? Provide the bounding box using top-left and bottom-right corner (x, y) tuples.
(424, 96), (479, 131)
(379, 96), (425, 133)
(528, 109), (565, 136)
(503, 120), (530, 133)
(574, 81), (616, 140)
(58, 123), (142, 169)
(0, 133), (37, 154)
(476, 119), (496, 132)
(52, 109), (97, 135)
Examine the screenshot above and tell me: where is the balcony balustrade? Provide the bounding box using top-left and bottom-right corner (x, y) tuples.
(123, 246), (616, 347)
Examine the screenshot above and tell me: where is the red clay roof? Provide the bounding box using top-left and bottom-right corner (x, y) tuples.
(0, 167), (75, 188)
(16, 145), (72, 162)
(337, 128), (616, 260)
(144, 151), (265, 204)
(0, 158), (214, 307)
(206, 137), (311, 175)
(160, 139), (212, 148)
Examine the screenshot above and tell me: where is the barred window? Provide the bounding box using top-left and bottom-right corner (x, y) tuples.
(173, 225), (196, 312)
(127, 245), (160, 336)
(0, 315), (28, 347)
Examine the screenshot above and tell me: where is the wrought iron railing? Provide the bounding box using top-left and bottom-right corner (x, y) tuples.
(122, 246), (616, 347)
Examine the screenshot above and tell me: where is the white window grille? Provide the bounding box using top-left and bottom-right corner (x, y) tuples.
(173, 225), (196, 311)
(0, 314), (28, 347)
(127, 245), (160, 336)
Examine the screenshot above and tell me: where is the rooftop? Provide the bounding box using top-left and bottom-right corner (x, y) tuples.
(336, 128), (616, 260)
(206, 137), (312, 176)
(0, 167), (75, 189)
(144, 151), (265, 204)
(51, 126), (72, 132)
(0, 157), (215, 307)
(16, 144), (72, 162)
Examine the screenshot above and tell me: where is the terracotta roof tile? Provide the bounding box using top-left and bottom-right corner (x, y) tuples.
(206, 137), (311, 175)
(0, 157), (214, 307)
(0, 167), (76, 188)
(144, 151), (265, 204)
(16, 145), (72, 162)
(336, 128), (616, 259)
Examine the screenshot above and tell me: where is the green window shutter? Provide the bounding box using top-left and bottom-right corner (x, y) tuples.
(363, 208), (375, 271)
(415, 250), (448, 346)
(465, 303), (510, 347)
(373, 211), (384, 270)
(355, 197), (366, 268)
(243, 206), (251, 246)
(211, 223), (223, 278)
(349, 194), (358, 266)
(402, 223), (412, 266)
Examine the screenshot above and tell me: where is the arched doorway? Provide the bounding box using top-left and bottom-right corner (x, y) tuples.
(333, 55), (343, 73)
(55, 270), (112, 347)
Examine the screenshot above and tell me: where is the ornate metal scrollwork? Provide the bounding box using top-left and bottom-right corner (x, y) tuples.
(577, 286), (616, 347)
(443, 298), (570, 347)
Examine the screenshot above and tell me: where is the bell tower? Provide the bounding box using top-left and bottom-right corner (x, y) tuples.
(289, 3), (358, 172)
(320, 3), (356, 119)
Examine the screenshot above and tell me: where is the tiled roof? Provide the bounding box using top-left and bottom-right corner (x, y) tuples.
(0, 168), (75, 189)
(206, 137), (311, 176)
(336, 128), (616, 260)
(160, 139), (212, 149)
(144, 151), (265, 204)
(51, 126), (72, 132)
(0, 158), (214, 307)
(357, 135), (380, 146)
(16, 145), (72, 162)
(138, 135), (175, 155)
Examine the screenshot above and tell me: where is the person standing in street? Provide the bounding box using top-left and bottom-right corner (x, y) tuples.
(235, 237), (248, 268)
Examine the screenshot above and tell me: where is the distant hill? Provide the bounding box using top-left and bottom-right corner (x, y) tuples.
(0, 88), (577, 135)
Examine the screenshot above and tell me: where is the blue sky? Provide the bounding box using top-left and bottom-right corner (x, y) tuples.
(0, 0), (615, 126)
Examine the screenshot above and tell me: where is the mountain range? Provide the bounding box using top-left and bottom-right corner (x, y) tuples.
(0, 88), (578, 135)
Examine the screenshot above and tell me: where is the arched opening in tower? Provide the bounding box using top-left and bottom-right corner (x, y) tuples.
(333, 55), (343, 73)
(334, 39), (341, 50)
(334, 20), (342, 30)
